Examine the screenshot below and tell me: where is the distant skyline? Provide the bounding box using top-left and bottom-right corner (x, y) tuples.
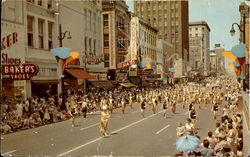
(126, 0), (244, 50)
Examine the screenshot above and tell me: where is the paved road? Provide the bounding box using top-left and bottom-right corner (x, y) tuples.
(1, 100), (222, 156)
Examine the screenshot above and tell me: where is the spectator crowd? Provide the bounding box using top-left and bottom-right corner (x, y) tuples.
(175, 77), (244, 157)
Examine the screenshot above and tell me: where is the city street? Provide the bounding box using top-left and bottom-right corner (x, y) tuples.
(1, 101), (220, 156)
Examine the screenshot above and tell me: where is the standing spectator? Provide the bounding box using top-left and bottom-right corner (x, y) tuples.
(16, 100), (23, 118)
(81, 98), (88, 118)
(199, 139), (214, 157)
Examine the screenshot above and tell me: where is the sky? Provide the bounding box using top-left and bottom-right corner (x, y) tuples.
(125, 0), (244, 51)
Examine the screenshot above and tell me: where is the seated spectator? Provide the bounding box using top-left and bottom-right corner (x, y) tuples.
(29, 114), (35, 128)
(176, 122), (185, 137)
(206, 131), (216, 149)
(1, 121), (12, 134)
(236, 145), (243, 157)
(217, 144), (234, 157)
(214, 133), (230, 154)
(200, 139), (214, 157)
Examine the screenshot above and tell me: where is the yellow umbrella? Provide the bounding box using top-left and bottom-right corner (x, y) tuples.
(66, 51), (79, 65)
(222, 51), (239, 63)
(231, 68), (237, 75)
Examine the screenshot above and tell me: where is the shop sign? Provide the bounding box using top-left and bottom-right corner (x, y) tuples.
(130, 18), (138, 61)
(1, 32), (18, 50)
(2, 53), (39, 80)
(2, 64), (39, 80)
(117, 59), (137, 69)
(85, 56), (104, 65)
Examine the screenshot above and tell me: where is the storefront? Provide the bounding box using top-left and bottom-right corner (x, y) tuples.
(1, 20), (28, 100)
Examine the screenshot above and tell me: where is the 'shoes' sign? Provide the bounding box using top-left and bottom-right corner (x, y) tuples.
(2, 64), (39, 80)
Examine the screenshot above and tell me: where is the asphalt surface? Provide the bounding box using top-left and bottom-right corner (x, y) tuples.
(1, 99), (222, 156)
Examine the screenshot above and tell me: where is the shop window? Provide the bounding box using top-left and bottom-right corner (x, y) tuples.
(104, 54), (109, 61)
(27, 16), (34, 47)
(38, 19), (44, 48)
(103, 14), (109, 27)
(48, 0), (52, 9)
(104, 35), (109, 48)
(89, 39), (92, 53)
(38, 0), (42, 6)
(48, 22), (53, 49)
(93, 39), (96, 55)
(105, 62), (109, 68)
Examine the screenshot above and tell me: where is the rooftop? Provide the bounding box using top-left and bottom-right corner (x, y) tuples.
(189, 21), (211, 32)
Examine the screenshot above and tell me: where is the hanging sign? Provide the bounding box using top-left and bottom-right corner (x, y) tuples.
(1, 53), (39, 80)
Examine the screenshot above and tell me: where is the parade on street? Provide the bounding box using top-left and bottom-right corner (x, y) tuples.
(1, 0), (249, 156)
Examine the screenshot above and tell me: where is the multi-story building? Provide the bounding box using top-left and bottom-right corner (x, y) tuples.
(58, 0), (106, 90)
(1, 0), (60, 99)
(1, 0), (104, 99)
(209, 50), (217, 71)
(102, 0), (130, 81)
(238, 1), (250, 156)
(134, 1), (189, 76)
(1, 1), (27, 99)
(210, 44), (225, 73)
(157, 39), (174, 82)
(137, 17), (158, 73)
(189, 21), (210, 73)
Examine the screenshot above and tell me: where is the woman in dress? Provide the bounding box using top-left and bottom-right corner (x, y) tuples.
(129, 94), (133, 109)
(212, 100), (219, 119)
(189, 106), (197, 126)
(162, 100), (168, 118)
(151, 96), (157, 114)
(109, 96), (114, 114)
(121, 98), (126, 114)
(100, 108), (110, 137)
(43, 105), (50, 124)
(171, 100), (176, 114)
(140, 99), (146, 118)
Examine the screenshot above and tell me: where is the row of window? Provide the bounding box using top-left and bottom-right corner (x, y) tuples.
(189, 27), (205, 31)
(140, 46), (157, 60)
(27, 0), (53, 9)
(27, 16), (53, 49)
(84, 9), (100, 33)
(84, 37), (97, 55)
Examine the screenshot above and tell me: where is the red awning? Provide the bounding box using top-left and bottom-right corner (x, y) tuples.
(65, 68), (94, 79)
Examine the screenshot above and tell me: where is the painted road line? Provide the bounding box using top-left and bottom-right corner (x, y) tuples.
(80, 123), (99, 131)
(155, 124), (170, 135)
(58, 111), (162, 156)
(2, 150), (16, 156)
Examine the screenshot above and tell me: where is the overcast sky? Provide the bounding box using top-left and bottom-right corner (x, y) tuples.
(126, 0), (244, 51)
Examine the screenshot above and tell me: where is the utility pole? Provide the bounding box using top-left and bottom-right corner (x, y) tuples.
(58, 24), (71, 110)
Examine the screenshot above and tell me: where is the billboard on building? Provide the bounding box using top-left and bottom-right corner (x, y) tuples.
(130, 17), (138, 61)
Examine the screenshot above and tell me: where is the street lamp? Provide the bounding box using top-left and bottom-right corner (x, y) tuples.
(58, 24), (72, 110)
(230, 22), (245, 43)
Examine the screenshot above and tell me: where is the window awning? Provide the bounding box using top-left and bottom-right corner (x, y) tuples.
(65, 68), (94, 79)
(120, 82), (136, 87)
(32, 80), (59, 84)
(90, 81), (113, 88)
(129, 77), (141, 85)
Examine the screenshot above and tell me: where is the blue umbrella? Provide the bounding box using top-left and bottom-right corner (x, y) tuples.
(50, 47), (70, 59)
(231, 44), (245, 58)
(175, 135), (200, 152)
(233, 62), (240, 67)
(168, 68), (175, 72)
